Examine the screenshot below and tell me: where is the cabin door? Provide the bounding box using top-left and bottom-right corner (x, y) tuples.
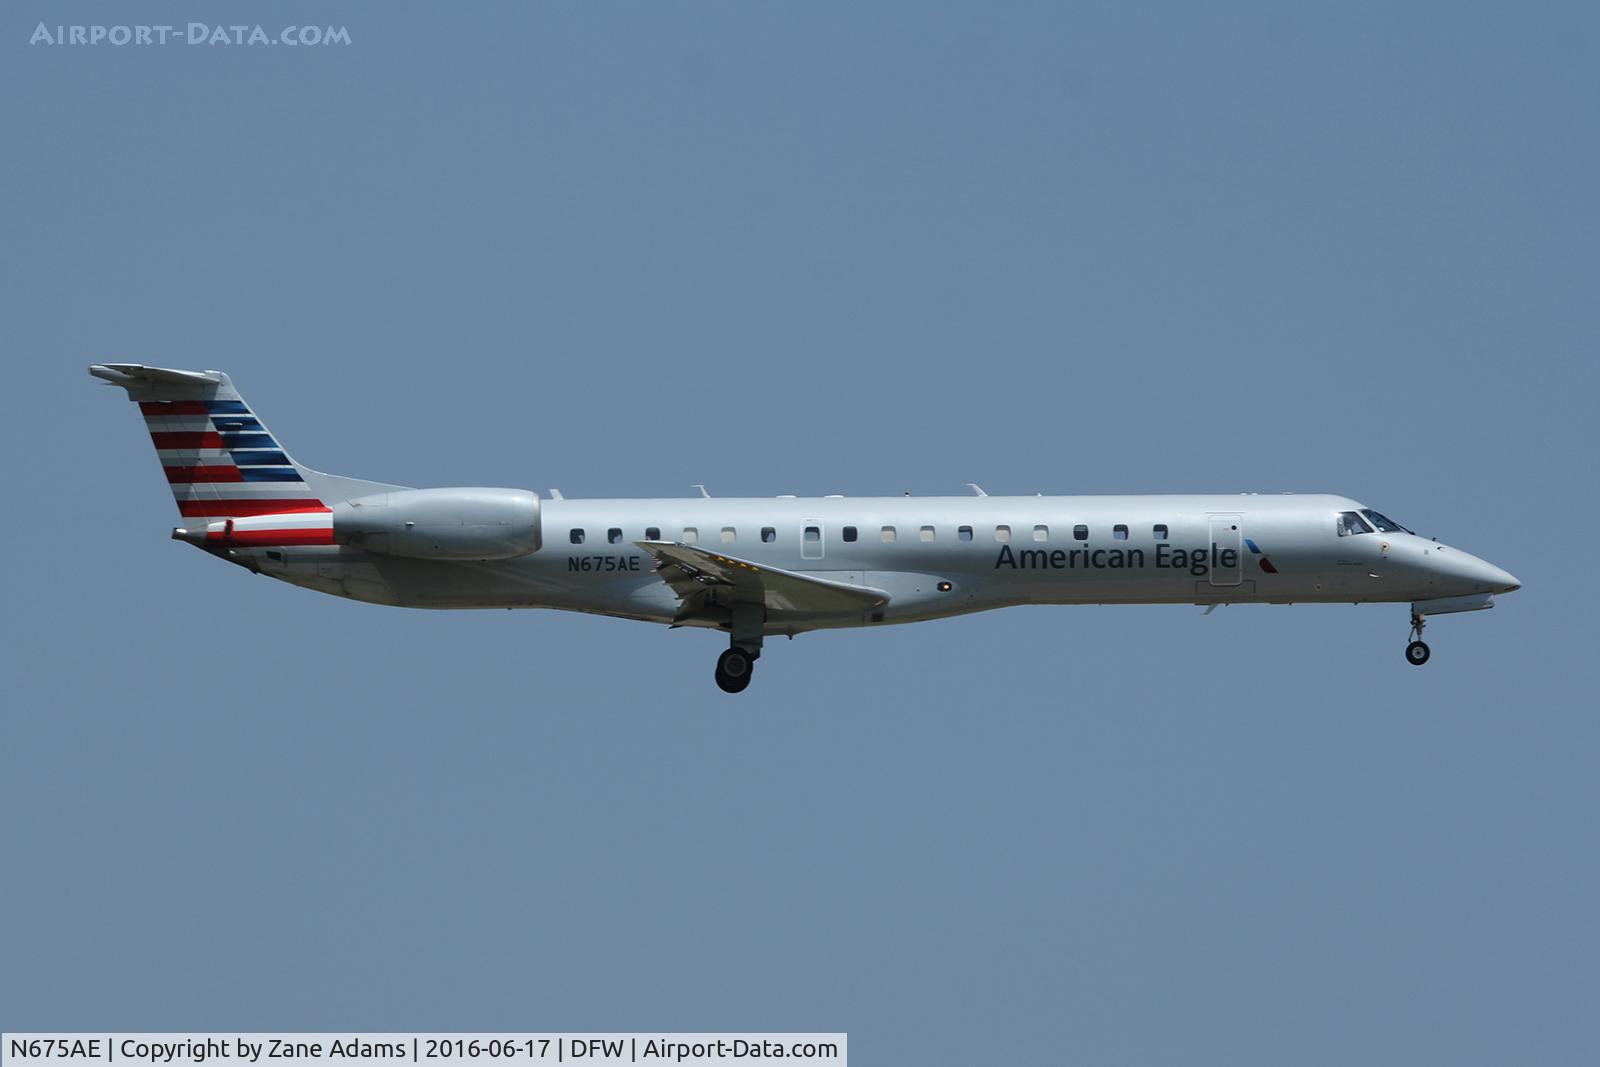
(1208, 514), (1243, 587)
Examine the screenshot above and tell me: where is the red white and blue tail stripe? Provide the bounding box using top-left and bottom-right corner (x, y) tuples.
(91, 364), (334, 545)
(187, 510), (338, 547)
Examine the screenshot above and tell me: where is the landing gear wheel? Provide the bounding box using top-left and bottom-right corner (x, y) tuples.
(715, 647), (755, 693)
(1405, 610), (1431, 666)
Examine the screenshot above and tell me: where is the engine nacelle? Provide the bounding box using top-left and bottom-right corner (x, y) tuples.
(334, 488), (541, 561)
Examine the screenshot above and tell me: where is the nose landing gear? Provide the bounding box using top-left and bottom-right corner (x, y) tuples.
(1405, 612), (1431, 666)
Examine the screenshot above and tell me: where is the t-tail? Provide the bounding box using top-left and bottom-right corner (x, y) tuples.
(89, 364), (405, 547)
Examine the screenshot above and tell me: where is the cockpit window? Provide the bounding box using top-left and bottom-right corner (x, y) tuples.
(1337, 511), (1374, 537)
(1360, 509), (1410, 534)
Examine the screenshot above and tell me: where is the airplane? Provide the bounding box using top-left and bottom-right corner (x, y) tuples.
(91, 363), (1521, 693)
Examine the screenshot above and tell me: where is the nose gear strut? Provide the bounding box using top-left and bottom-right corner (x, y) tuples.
(1405, 612), (1431, 666)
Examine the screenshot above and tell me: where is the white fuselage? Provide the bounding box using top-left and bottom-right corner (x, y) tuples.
(241, 493), (1519, 635)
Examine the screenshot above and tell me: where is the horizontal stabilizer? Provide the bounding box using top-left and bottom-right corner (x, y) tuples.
(90, 364), (224, 389)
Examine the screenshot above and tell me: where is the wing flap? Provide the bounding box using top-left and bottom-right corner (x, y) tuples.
(636, 540), (889, 618)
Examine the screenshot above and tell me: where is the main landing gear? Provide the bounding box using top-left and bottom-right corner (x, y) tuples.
(715, 646), (758, 693)
(1405, 611), (1431, 666)
(715, 601), (765, 694)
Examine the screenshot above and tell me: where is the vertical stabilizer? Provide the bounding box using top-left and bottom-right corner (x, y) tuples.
(88, 364), (406, 519)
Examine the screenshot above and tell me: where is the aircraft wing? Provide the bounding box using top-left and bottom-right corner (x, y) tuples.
(635, 540), (889, 620)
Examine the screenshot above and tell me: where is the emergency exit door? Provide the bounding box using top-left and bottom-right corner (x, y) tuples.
(801, 520), (824, 560)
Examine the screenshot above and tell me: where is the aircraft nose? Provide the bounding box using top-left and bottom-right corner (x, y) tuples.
(1462, 553), (1520, 595)
(1423, 543), (1520, 595)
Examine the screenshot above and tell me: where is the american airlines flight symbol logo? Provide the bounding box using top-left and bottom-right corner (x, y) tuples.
(1244, 538), (1279, 574)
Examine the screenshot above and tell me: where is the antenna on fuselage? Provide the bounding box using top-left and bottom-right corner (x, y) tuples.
(967, 483), (988, 497)
(692, 484), (711, 498)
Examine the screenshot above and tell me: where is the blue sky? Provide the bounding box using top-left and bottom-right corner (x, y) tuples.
(3, 3), (1596, 1062)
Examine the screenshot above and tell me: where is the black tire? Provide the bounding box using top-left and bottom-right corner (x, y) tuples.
(1405, 640), (1431, 666)
(715, 648), (754, 693)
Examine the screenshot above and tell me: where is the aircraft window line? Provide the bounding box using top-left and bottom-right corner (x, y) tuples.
(1153, 524), (1168, 541)
(920, 525), (936, 542)
(721, 527), (736, 543)
(1033, 525), (1049, 542)
(995, 524), (1011, 543)
(881, 526), (896, 543)
(762, 527), (776, 543)
(1361, 509), (1410, 533)
(608, 528), (623, 544)
(683, 527), (698, 544)
(1337, 511), (1374, 537)
(804, 526), (821, 543)
(843, 525), (858, 542)
(1113, 524), (1129, 541)
(570, 528), (585, 545)
(959, 525), (973, 542)
(1073, 524), (1088, 541)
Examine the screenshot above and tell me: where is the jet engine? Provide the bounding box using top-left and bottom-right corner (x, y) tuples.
(333, 488), (541, 561)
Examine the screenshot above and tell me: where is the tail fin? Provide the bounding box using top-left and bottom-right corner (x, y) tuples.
(89, 364), (403, 519)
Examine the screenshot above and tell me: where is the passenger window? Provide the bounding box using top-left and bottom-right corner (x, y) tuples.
(920, 525), (936, 542)
(1113, 524), (1128, 541)
(1153, 524), (1168, 541)
(995, 525), (1011, 542)
(682, 527), (698, 544)
(804, 526), (820, 543)
(645, 527), (660, 541)
(721, 527), (736, 543)
(607, 528), (623, 544)
(958, 526), (973, 542)
(762, 527), (776, 543)
(1073, 524), (1088, 541)
(881, 526), (897, 543)
(1337, 511), (1374, 537)
(1033, 525), (1049, 542)
(570, 528), (585, 545)
(843, 526), (858, 542)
